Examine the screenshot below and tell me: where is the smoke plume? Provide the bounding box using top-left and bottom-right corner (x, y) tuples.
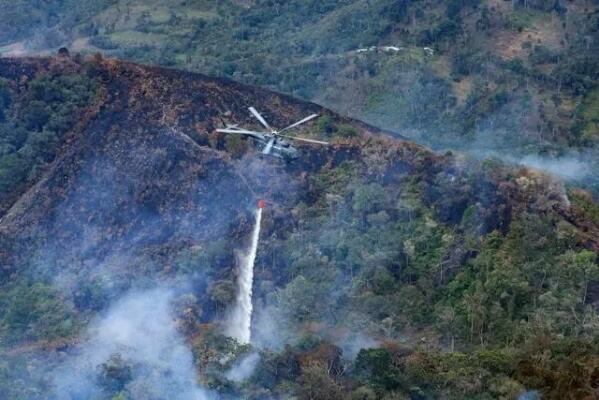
(225, 352), (261, 382)
(50, 287), (212, 399)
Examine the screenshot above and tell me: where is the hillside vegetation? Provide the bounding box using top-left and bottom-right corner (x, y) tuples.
(0, 54), (597, 399)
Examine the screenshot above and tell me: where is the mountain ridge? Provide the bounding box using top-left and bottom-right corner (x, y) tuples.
(2, 0), (597, 167)
(1, 53), (598, 399)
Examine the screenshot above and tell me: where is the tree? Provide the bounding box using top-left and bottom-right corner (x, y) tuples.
(97, 354), (133, 393)
(277, 275), (326, 322)
(224, 133), (248, 158)
(561, 250), (599, 309)
(298, 361), (344, 400)
(355, 348), (407, 391)
(0, 79), (10, 122)
(435, 305), (458, 352)
(352, 183), (387, 215)
(351, 386), (377, 400)
(209, 280), (236, 312)
(22, 101), (50, 131)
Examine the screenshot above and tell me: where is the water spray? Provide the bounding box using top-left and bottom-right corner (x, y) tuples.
(226, 199), (265, 344)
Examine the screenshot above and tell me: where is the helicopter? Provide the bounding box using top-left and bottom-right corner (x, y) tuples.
(216, 107), (328, 159)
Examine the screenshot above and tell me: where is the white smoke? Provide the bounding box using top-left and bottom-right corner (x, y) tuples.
(225, 352), (261, 382)
(226, 208), (262, 344)
(51, 287), (212, 399)
(251, 303), (292, 350)
(471, 147), (593, 180)
(517, 155), (591, 180)
(336, 332), (379, 361)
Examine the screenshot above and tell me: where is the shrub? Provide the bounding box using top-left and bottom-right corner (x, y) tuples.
(0, 282), (78, 344)
(336, 124), (358, 138)
(317, 115), (336, 136)
(22, 101), (50, 131)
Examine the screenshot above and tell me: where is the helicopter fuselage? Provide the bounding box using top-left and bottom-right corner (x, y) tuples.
(258, 135), (298, 159)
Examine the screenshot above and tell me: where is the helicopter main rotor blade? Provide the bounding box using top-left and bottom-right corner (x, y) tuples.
(249, 107), (272, 131)
(217, 128), (268, 141)
(279, 114), (319, 133)
(278, 133), (329, 145)
(216, 128), (268, 135)
(262, 137), (276, 154)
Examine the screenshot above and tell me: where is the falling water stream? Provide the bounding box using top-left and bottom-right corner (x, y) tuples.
(227, 208), (262, 344)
